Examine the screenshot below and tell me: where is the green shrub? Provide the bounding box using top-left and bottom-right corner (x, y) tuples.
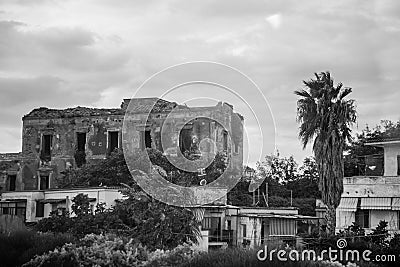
(19, 233), (75, 265)
(0, 230), (35, 266)
(146, 243), (200, 267)
(24, 234), (149, 267)
(0, 230), (74, 267)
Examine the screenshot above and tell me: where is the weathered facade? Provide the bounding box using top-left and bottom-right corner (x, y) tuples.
(0, 98), (244, 222)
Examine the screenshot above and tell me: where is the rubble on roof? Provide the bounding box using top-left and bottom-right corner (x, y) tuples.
(23, 107), (124, 119)
(23, 98), (186, 119)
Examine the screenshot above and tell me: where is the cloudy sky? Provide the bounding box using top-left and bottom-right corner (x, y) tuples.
(1, 0), (399, 165)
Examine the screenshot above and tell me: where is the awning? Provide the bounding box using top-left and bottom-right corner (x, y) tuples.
(360, 198), (391, 210)
(4, 199), (27, 202)
(39, 199), (66, 204)
(269, 218), (296, 236)
(392, 198), (400, 210)
(39, 197), (96, 204)
(337, 198), (358, 211)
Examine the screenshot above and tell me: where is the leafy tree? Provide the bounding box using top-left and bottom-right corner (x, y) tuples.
(258, 153), (297, 185)
(58, 149), (136, 188)
(113, 188), (199, 250)
(71, 193), (91, 216)
(228, 154), (320, 214)
(36, 190), (199, 250)
(287, 157), (320, 199)
(227, 179), (253, 206)
(35, 210), (71, 234)
(59, 148), (227, 189)
(295, 72), (357, 234)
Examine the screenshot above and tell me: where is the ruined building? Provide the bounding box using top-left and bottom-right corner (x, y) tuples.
(0, 98), (243, 221)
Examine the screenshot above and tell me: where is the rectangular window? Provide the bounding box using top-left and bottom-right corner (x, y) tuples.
(0, 202), (26, 219)
(179, 128), (192, 153)
(242, 224), (247, 238)
(108, 131), (119, 154)
(40, 175), (50, 190)
(8, 175), (16, 191)
(140, 130), (152, 150)
(227, 220), (232, 230)
(223, 131), (228, 151)
(355, 209), (370, 228)
(41, 134), (52, 160)
(36, 202), (44, 217)
(1, 203), (10, 215)
(77, 132), (86, 152)
(397, 155), (400, 176)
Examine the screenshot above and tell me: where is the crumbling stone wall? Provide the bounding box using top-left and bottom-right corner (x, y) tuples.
(2, 98), (243, 191)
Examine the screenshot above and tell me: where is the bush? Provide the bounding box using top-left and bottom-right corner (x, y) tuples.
(24, 233), (204, 267)
(24, 234), (149, 267)
(0, 230), (75, 267)
(35, 210), (71, 234)
(19, 232), (75, 265)
(146, 243), (200, 267)
(0, 230), (35, 266)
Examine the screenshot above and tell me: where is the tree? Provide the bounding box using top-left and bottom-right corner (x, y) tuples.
(113, 188), (199, 250)
(58, 148), (227, 189)
(36, 191), (199, 250)
(286, 157), (320, 199)
(58, 149), (137, 189)
(228, 154), (320, 214)
(71, 193), (92, 216)
(295, 72), (357, 234)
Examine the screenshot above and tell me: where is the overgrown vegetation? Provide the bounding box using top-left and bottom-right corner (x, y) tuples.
(58, 148), (227, 188)
(23, 234), (200, 267)
(228, 155), (320, 215)
(36, 191), (199, 251)
(0, 230), (74, 267)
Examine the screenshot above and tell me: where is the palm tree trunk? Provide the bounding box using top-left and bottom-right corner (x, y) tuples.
(325, 203), (336, 235)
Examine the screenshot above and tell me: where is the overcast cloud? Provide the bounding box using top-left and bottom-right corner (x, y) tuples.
(0, 0), (399, 165)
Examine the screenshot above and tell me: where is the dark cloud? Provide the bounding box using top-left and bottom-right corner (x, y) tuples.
(0, 0), (399, 163)
(0, 20), (130, 73)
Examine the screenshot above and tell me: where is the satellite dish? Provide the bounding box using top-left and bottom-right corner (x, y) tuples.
(200, 179), (207, 186)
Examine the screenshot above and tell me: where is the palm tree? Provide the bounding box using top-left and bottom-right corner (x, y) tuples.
(295, 72), (356, 234)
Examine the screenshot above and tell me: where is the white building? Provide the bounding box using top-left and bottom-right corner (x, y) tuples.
(197, 204), (318, 250)
(335, 137), (400, 233)
(0, 187), (123, 222)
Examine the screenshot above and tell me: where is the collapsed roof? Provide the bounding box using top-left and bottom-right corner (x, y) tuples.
(23, 98), (181, 119)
